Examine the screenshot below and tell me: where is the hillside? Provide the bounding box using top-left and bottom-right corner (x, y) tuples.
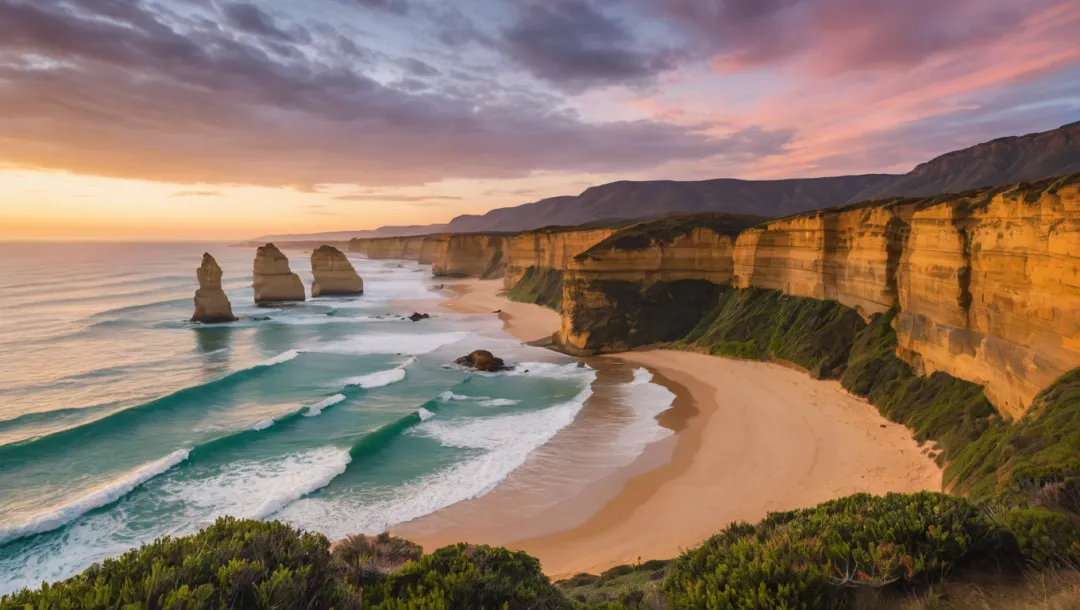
(442, 121), (1080, 233)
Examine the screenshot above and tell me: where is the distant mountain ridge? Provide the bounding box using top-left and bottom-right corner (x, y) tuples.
(443, 121), (1080, 233)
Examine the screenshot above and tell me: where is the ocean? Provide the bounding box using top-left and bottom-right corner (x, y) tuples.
(0, 242), (673, 594)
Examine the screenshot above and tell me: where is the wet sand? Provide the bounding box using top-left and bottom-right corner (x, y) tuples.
(440, 278), (561, 343)
(402, 280), (942, 578)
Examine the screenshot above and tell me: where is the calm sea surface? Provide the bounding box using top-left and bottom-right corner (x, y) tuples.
(0, 242), (672, 593)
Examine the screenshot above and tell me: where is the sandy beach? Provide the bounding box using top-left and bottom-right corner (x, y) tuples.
(409, 279), (942, 578)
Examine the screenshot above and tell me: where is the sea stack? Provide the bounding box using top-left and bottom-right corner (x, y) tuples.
(310, 245), (364, 297)
(253, 243), (305, 304)
(191, 253), (237, 323)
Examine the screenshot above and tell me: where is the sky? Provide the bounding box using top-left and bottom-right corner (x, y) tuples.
(1, 0), (1079, 240)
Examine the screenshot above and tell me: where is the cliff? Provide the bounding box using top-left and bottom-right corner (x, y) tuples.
(431, 234), (509, 278)
(559, 175), (1080, 418)
(503, 227), (620, 290)
(310, 245), (364, 297)
(191, 253), (237, 323)
(560, 214), (764, 354)
(253, 243), (305, 303)
(350, 235), (434, 260)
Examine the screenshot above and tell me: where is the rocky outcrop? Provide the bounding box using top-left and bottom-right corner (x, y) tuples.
(560, 214), (763, 355)
(311, 245), (363, 297)
(455, 350), (512, 372)
(191, 253), (237, 323)
(253, 243), (305, 303)
(431, 234), (509, 278)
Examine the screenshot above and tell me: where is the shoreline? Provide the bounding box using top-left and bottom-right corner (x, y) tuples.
(397, 278), (942, 578)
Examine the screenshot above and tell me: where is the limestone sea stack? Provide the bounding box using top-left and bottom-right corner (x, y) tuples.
(310, 245), (364, 297)
(191, 253), (238, 323)
(253, 243), (305, 303)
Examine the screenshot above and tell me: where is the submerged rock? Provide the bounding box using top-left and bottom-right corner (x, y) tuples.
(191, 253), (237, 323)
(311, 245), (364, 297)
(455, 350), (512, 372)
(408, 312), (431, 322)
(253, 243), (305, 304)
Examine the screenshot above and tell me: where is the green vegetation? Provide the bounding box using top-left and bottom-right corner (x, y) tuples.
(678, 287), (867, 378)
(507, 266), (564, 311)
(582, 213), (764, 253)
(556, 561), (669, 608)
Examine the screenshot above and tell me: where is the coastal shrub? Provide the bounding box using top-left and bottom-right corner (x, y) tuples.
(678, 287), (866, 378)
(334, 532), (423, 588)
(0, 517), (359, 610)
(508, 266), (565, 311)
(362, 543), (573, 609)
(663, 492), (1011, 609)
(556, 561), (669, 609)
(998, 508), (1080, 566)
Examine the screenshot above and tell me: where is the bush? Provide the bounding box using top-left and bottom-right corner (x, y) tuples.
(1000, 508), (1080, 566)
(0, 517), (359, 610)
(362, 543), (573, 609)
(663, 492), (1011, 610)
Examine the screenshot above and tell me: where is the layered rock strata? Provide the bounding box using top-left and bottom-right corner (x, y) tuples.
(431, 234), (509, 278)
(310, 245), (364, 297)
(191, 253), (237, 323)
(253, 243), (305, 303)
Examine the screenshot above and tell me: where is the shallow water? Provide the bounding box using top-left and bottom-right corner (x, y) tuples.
(0, 242), (673, 594)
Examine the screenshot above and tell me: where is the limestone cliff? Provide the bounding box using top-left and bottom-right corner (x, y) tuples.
(253, 243), (305, 303)
(560, 214), (764, 355)
(503, 228), (619, 290)
(191, 253), (237, 323)
(310, 245), (364, 297)
(350, 235), (433, 260)
(431, 234), (509, 278)
(558, 174), (1080, 419)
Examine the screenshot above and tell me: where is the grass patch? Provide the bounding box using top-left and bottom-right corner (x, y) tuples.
(507, 266), (564, 311)
(677, 287), (867, 378)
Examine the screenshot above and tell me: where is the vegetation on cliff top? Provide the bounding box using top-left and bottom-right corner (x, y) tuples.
(507, 266), (564, 311)
(578, 212), (765, 255)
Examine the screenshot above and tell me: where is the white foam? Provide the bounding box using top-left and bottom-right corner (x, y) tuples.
(438, 391), (470, 402)
(251, 418), (275, 431)
(477, 398), (521, 407)
(260, 350), (300, 366)
(305, 394), (346, 417)
(501, 361), (594, 379)
(417, 407), (435, 421)
(342, 367), (406, 389)
(278, 384), (593, 537)
(0, 449), (190, 546)
(314, 331), (468, 356)
(613, 368), (676, 449)
(162, 447), (351, 523)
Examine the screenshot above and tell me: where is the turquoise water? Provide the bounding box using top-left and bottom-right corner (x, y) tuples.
(0, 242), (669, 594)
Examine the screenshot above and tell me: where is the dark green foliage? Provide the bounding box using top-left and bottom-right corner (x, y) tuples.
(679, 287), (867, 378)
(566, 279), (724, 353)
(999, 509), (1080, 566)
(663, 492), (1013, 610)
(0, 517), (359, 610)
(363, 544), (573, 610)
(508, 266), (565, 311)
(334, 532), (423, 588)
(581, 213), (765, 254)
(556, 561), (669, 609)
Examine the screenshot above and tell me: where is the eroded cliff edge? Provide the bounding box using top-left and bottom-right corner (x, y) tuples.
(561, 174), (1080, 419)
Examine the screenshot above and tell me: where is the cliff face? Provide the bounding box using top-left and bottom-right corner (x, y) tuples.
(893, 176), (1080, 417)
(560, 214), (763, 355)
(352, 236), (432, 260)
(431, 234), (509, 278)
(559, 175), (1080, 418)
(503, 228), (618, 290)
